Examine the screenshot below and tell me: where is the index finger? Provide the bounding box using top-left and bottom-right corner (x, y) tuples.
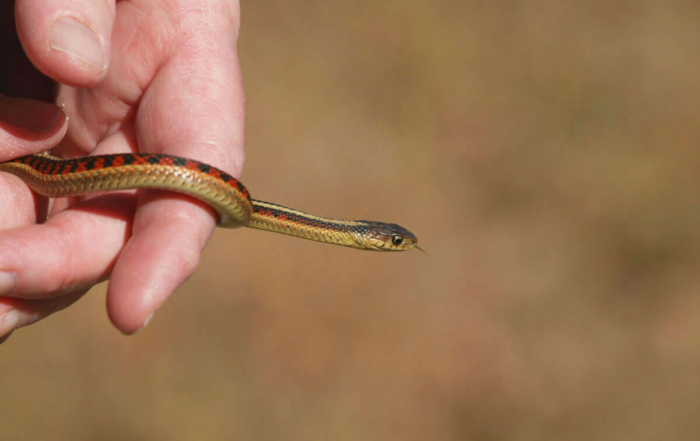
(105, 0), (245, 333)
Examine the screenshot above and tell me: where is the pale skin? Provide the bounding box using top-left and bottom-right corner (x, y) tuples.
(0, 0), (245, 342)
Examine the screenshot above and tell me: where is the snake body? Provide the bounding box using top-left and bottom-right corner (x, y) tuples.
(0, 153), (417, 251)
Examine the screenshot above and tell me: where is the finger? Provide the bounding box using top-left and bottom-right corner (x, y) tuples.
(106, 192), (215, 333)
(0, 193), (136, 299)
(0, 97), (67, 228)
(0, 289), (87, 341)
(106, 1), (245, 333)
(0, 96), (67, 156)
(0, 173), (47, 229)
(15, 0), (116, 87)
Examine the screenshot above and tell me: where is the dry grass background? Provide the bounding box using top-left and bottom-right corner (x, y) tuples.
(4, 1), (700, 439)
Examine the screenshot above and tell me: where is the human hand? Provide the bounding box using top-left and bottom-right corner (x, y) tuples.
(0, 0), (245, 341)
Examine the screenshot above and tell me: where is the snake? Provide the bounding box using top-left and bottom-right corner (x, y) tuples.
(0, 153), (418, 251)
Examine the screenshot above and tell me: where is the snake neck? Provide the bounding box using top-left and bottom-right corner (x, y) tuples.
(246, 200), (367, 249)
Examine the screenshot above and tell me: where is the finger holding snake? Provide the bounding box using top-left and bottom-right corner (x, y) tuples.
(0, 0), (245, 338)
(0, 96), (69, 339)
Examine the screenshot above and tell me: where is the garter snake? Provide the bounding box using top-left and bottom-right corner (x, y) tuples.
(0, 153), (418, 251)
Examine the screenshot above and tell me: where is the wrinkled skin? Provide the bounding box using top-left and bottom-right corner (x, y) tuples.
(0, 0), (245, 341)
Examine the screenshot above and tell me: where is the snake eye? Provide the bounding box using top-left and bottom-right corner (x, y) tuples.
(391, 235), (404, 246)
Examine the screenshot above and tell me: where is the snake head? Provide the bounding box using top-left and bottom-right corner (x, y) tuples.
(359, 222), (418, 251)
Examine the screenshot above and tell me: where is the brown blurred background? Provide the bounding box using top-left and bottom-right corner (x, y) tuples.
(4, 1), (700, 439)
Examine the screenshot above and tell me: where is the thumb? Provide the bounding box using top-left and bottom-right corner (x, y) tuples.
(0, 96), (67, 158)
(15, 0), (116, 87)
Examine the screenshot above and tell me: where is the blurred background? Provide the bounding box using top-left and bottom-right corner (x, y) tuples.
(4, 0), (700, 439)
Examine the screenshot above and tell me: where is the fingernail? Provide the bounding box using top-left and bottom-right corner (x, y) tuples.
(0, 310), (20, 336)
(136, 312), (156, 334)
(0, 271), (17, 296)
(0, 97), (64, 133)
(50, 17), (105, 73)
